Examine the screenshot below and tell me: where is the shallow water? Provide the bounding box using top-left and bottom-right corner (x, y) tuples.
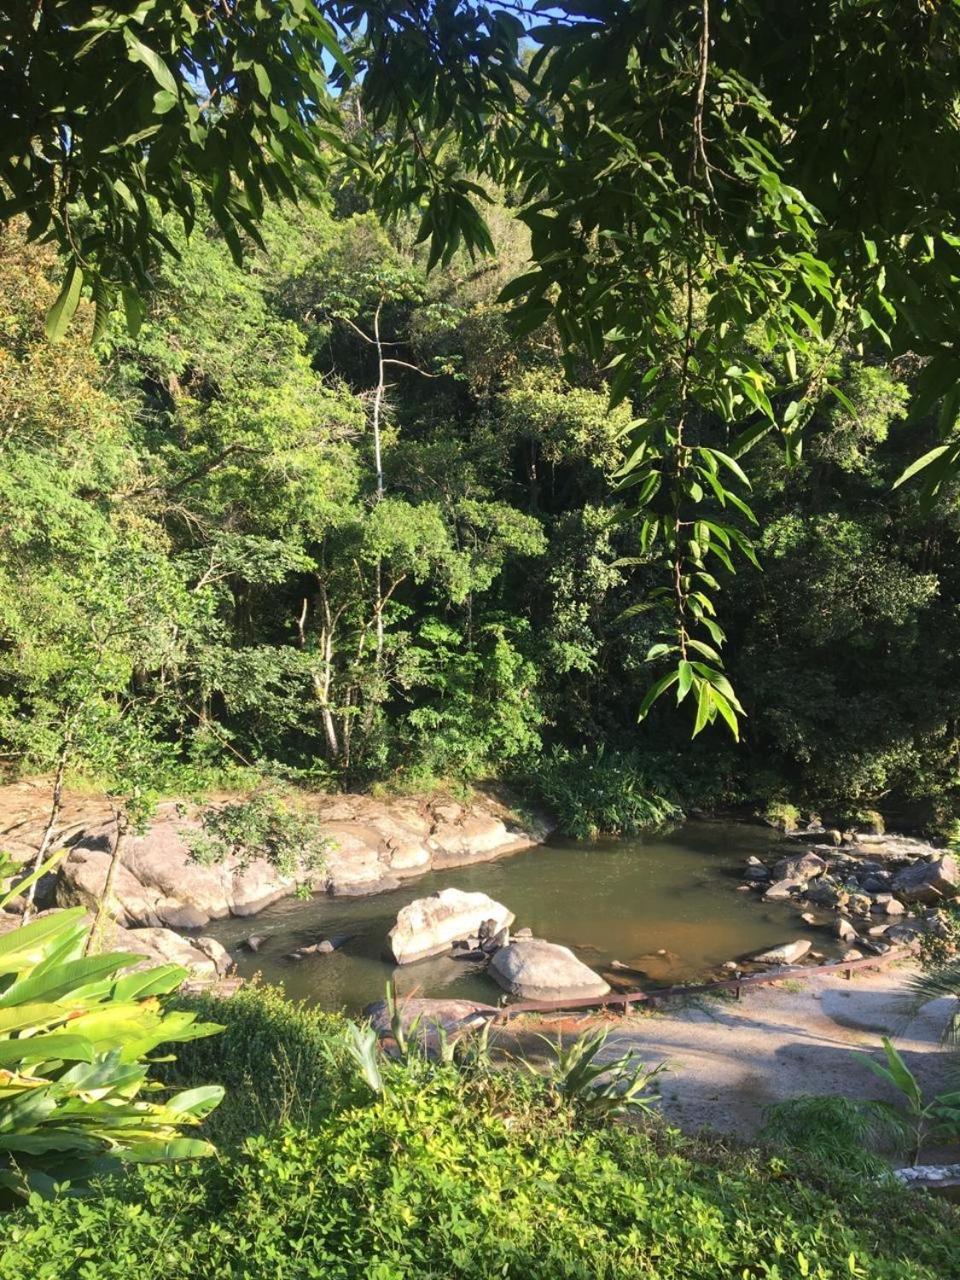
(204, 820), (836, 1012)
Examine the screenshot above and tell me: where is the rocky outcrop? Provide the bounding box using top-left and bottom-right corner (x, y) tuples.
(385, 888), (514, 965)
(488, 939), (610, 1001)
(57, 814), (310, 930)
(892, 854), (959, 904)
(0, 907), (233, 984)
(57, 791), (548, 931)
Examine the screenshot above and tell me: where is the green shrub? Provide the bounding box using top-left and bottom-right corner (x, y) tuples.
(184, 790), (330, 887)
(2, 1059), (957, 1279)
(529, 746), (682, 839)
(762, 800), (800, 832)
(155, 983), (355, 1144)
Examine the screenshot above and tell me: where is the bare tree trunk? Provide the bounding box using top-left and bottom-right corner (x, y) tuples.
(22, 726), (72, 922)
(298, 582), (343, 761)
(84, 805), (128, 956)
(371, 300), (387, 673)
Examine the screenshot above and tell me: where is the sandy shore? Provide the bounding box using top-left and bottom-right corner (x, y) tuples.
(510, 960), (957, 1139)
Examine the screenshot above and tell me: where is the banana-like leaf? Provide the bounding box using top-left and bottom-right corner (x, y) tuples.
(0, 909), (88, 969)
(0, 953), (145, 1006)
(0, 1035), (95, 1068)
(120, 1137), (216, 1163)
(164, 1085), (225, 1117)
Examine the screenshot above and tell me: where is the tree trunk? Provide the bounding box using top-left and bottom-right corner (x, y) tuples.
(84, 806), (128, 956)
(23, 727), (71, 922)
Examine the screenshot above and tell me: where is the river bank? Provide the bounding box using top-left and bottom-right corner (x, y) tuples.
(506, 958), (955, 1140)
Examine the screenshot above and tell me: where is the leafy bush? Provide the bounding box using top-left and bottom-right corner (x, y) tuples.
(184, 790), (330, 887)
(762, 800), (800, 832)
(0, 862), (223, 1202)
(529, 746), (682, 839)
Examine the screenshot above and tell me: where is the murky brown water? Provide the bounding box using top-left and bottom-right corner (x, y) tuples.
(205, 820), (838, 1011)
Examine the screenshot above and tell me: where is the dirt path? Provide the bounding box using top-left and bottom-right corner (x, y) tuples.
(509, 962), (957, 1139)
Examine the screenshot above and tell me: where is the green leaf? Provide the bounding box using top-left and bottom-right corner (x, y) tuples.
(692, 680), (715, 737)
(45, 265), (83, 342)
(637, 669), (680, 721)
(676, 660), (694, 704)
(893, 445), (951, 489)
(123, 29), (178, 95)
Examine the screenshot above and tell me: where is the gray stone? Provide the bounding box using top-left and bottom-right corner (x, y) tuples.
(748, 939), (812, 965)
(842, 948), (864, 962)
(488, 939), (610, 1001)
(386, 888), (514, 965)
(772, 852), (826, 883)
(242, 934), (267, 952)
(886, 922), (922, 945)
(194, 935), (234, 976)
(835, 917), (858, 943)
(860, 874), (891, 894)
(870, 895), (906, 916)
(365, 996), (495, 1040)
(763, 878), (803, 901)
(892, 855), (959, 905)
(805, 882), (845, 908)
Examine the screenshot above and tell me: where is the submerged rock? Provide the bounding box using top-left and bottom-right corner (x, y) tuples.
(748, 939), (812, 966)
(763, 878), (802, 901)
(385, 888), (514, 965)
(488, 939), (610, 1001)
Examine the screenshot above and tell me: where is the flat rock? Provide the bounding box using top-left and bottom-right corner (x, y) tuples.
(488, 939), (610, 1001)
(892, 855), (959, 905)
(763, 878), (803, 900)
(385, 888), (514, 965)
(365, 996), (495, 1038)
(748, 939), (812, 966)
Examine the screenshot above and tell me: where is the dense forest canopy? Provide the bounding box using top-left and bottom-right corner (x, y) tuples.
(3, 2), (960, 830)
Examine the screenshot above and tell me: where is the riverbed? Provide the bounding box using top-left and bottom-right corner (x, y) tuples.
(204, 820), (843, 1010)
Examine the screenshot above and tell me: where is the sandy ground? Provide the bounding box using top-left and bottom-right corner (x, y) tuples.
(509, 961), (958, 1140)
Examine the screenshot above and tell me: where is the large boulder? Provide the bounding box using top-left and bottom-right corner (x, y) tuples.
(892, 855), (959, 905)
(488, 939), (610, 1001)
(771, 852), (826, 883)
(385, 888), (514, 965)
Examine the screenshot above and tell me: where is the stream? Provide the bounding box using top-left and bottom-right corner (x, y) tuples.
(204, 820), (841, 1011)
